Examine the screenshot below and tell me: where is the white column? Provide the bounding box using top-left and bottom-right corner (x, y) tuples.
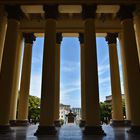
(0, 6), (22, 133)
(82, 5), (105, 135)
(106, 33), (124, 126)
(0, 6), (7, 70)
(17, 33), (36, 126)
(118, 5), (140, 134)
(118, 33), (131, 121)
(9, 33), (23, 124)
(134, 5), (140, 64)
(35, 5), (58, 136)
(79, 33), (86, 127)
(54, 33), (62, 127)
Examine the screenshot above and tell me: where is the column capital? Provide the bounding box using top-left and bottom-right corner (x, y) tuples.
(5, 5), (23, 20)
(23, 33), (36, 44)
(56, 32), (62, 44)
(43, 4), (59, 19)
(105, 33), (118, 45)
(82, 4), (97, 19)
(79, 33), (84, 44)
(117, 5), (135, 21)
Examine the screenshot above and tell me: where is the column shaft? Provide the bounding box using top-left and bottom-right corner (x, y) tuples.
(39, 19), (56, 126)
(0, 7), (7, 70)
(134, 10), (140, 63)
(84, 19), (100, 126)
(118, 33), (131, 121)
(35, 4), (58, 135)
(17, 43), (33, 123)
(0, 19), (19, 126)
(83, 18), (105, 135)
(80, 43), (86, 120)
(108, 43), (123, 121)
(121, 19), (140, 126)
(10, 33), (23, 122)
(54, 43), (60, 124)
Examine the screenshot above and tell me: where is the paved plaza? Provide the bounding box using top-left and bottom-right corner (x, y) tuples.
(0, 124), (140, 140)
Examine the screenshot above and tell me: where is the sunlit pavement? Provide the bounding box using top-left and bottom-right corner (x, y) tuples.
(0, 124), (140, 140)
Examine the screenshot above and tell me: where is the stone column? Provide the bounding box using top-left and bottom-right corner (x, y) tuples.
(134, 5), (140, 64)
(118, 33), (131, 122)
(54, 33), (62, 127)
(17, 33), (36, 126)
(117, 5), (140, 134)
(0, 6), (7, 70)
(0, 5), (22, 133)
(105, 33), (124, 126)
(9, 33), (23, 125)
(82, 5), (105, 135)
(35, 5), (58, 136)
(79, 33), (86, 127)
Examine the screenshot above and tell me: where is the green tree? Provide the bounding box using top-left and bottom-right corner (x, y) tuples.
(28, 95), (41, 124)
(100, 102), (112, 124)
(122, 99), (126, 117)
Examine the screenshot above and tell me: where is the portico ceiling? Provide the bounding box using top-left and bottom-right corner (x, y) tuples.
(0, 0), (139, 5)
(1, 1), (140, 34)
(19, 4), (122, 33)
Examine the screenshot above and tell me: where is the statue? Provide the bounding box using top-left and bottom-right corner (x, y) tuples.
(66, 110), (76, 123)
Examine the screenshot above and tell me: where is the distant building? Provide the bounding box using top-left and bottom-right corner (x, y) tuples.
(59, 104), (71, 124)
(59, 104), (81, 124)
(105, 94), (125, 106)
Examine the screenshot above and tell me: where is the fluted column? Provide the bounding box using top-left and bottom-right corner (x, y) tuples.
(79, 33), (86, 127)
(105, 33), (124, 126)
(118, 33), (131, 121)
(82, 5), (105, 135)
(9, 33), (23, 125)
(17, 33), (36, 126)
(0, 6), (7, 70)
(54, 33), (62, 127)
(0, 5), (22, 133)
(117, 5), (140, 134)
(35, 5), (58, 136)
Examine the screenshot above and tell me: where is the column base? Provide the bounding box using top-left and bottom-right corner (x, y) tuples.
(124, 120), (131, 126)
(0, 125), (12, 134)
(79, 120), (86, 127)
(127, 125), (140, 135)
(34, 125), (57, 136)
(54, 120), (61, 127)
(83, 126), (106, 135)
(9, 120), (17, 126)
(15, 120), (29, 126)
(111, 120), (131, 127)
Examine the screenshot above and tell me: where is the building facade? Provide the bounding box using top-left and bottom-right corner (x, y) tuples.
(105, 94), (125, 106)
(59, 104), (71, 124)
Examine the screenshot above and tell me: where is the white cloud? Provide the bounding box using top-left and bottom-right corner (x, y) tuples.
(60, 80), (81, 96)
(30, 74), (42, 98)
(32, 56), (42, 64)
(61, 60), (80, 73)
(99, 76), (110, 84)
(98, 64), (110, 76)
(60, 80), (81, 107)
(100, 55), (109, 65)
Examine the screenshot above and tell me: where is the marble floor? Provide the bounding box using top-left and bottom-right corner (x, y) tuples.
(0, 124), (140, 140)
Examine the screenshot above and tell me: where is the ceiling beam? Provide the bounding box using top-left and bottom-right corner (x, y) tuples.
(19, 18), (122, 33)
(0, 0), (140, 5)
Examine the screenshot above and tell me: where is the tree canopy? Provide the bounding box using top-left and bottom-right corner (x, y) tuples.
(28, 95), (41, 123)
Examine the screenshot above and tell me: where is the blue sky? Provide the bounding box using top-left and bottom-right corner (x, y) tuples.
(29, 37), (124, 108)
